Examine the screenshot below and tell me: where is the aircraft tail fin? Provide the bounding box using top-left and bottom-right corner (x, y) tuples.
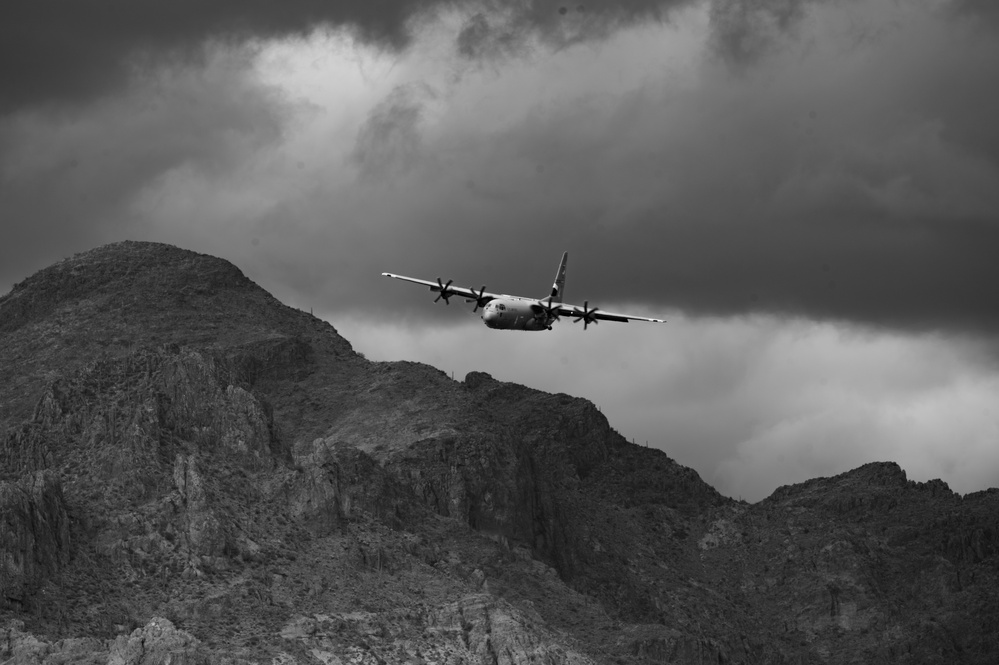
(550, 251), (568, 302)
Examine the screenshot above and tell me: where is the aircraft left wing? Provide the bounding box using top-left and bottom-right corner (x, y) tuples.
(381, 273), (499, 308)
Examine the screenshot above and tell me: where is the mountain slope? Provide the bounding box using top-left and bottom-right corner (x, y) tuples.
(1, 241), (996, 664)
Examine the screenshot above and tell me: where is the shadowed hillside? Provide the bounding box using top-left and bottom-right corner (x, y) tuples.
(1, 241), (996, 664)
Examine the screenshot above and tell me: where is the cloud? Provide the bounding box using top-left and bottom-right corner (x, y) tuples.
(292, 0), (998, 340)
(1, 0), (707, 115)
(0, 45), (291, 291)
(351, 83), (436, 180)
(6, 0), (996, 340)
(951, 0), (999, 27)
(450, 0), (683, 60)
(708, 0), (811, 64)
(0, 0), (419, 113)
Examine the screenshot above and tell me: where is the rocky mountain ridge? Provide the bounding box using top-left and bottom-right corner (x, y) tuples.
(1, 241), (996, 664)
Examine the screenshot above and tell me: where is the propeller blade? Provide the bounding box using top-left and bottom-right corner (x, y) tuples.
(571, 300), (599, 330)
(434, 278), (454, 304)
(537, 295), (560, 321)
(471, 285), (487, 312)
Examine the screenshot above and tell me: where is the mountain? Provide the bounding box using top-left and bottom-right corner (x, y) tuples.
(1, 241), (997, 664)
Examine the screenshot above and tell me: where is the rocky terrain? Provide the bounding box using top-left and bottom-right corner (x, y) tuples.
(1, 241), (996, 664)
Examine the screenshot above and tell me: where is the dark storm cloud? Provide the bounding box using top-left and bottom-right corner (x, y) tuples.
(1, 0), (701, 114)
(351, 83), (435, 180)
(370, 203), (999, 338)
(5, 0), (998, 345)
(584, 212), (999, 336)
(0, 49), (288, 292)
(951, 0), (999, 27)
(453, 0), (687, 59)
(708, 0), (810, 64)
(324, 1), (999, 340)
(456, 12), (523, 60)
(0, 0), (422, 113)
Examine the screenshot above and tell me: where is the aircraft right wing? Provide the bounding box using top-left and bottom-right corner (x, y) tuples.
(381, 273), (499, 309)
(553, 300), (666, 328)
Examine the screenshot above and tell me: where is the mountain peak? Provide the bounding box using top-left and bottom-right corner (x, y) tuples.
(0, 240), (354, 429)
(2, 241), (253, 331)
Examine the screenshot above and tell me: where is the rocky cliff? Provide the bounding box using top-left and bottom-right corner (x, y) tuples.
(1, 241), (996, 664)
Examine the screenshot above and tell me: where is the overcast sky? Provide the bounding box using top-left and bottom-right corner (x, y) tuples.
(3, 0), (998, 501)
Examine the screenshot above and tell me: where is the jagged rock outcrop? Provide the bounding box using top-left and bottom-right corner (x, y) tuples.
(4, 346), (285, 481)
(0, 472), (71, 611)
(429, 594), (595, 664)
(1, 619), (105, 664)
(695, 462), (999, 663)
(0, 617), (208, 665)
(106, 617), (209, 665)
(0, 241), (354, 435)
(1, 345), (295, 581)
(325, 365), (726, 594)
(172, 454), (230, 566)
(285, 437), (420, 535)
(276, 595), (594, 665)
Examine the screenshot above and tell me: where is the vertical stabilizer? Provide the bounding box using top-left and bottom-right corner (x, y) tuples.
(550, 251), (568, 302)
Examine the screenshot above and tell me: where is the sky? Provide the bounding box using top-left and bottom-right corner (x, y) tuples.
(3, 0), (998, 501)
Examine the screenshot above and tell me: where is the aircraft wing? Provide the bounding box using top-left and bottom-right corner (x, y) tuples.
(553, 302), (666, 324)
(381, 273), (499, 306)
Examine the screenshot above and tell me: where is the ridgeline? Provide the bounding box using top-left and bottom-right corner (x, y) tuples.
(1, 241), (996, 664)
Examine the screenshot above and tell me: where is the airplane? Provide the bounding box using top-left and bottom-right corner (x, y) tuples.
(382, 252), (666, 331)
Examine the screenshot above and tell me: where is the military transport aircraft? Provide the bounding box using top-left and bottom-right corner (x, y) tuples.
(382, 252), (666, 331)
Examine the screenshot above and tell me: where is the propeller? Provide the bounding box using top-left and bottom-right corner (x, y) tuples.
(433, 277), (455, 305)
(538, 296), (561, 322)
(572, 301), (599, 330)
(465, 285), (488, 312)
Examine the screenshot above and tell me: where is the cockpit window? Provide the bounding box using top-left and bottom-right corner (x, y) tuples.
(498, 304), (507, 310)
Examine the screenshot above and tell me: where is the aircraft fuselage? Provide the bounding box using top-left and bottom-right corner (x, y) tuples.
(481, 297), (555, 331)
